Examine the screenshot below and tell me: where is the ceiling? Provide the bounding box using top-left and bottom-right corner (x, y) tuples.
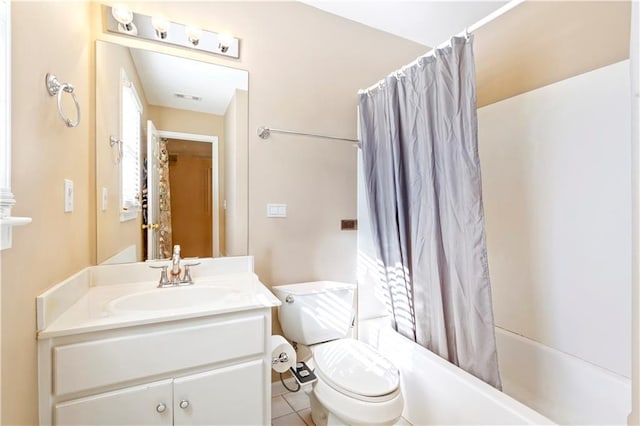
(130, 48), (248, 116)
(300, 1), (507, 48)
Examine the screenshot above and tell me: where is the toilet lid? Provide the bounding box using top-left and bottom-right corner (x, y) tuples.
(313, 339), (400, 398)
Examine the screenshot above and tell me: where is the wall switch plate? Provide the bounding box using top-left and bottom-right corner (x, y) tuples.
(267, 203), (287, 218)
(64, 179), (74, 212)
(341, 219), (357, 230)
(102, 187), (108, 211)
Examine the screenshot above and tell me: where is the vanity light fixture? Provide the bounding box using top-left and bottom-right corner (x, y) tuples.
(105, 5), (240, 58)
(151, 16), (170, 40)
(185, 26), (202, 47)
(111, 5), (137, 35)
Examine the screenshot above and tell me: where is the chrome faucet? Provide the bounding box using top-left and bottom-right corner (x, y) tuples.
(149, 244), (200, 288)
(171, 245), (182, 279)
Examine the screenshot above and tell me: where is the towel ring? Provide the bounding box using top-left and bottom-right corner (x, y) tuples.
(45, 73), (81, 128)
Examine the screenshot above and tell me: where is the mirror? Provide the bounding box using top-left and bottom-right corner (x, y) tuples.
(96, 40), (249, 264)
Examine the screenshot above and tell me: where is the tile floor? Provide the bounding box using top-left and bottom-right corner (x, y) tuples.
(271, 379), (313, 426)
(271, 379), (412, 426)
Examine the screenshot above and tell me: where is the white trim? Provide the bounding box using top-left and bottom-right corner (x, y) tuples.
(158, 130), (216, 144)
(630, 1), (640, 423)
(0, 0), (12, 217)
(159, 130), (220, 257)
(120, 68), (143, 113)
(119, 68), (142, 221)
(0, 0), (30, 250)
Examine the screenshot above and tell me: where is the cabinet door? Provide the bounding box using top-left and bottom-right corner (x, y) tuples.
(173, 359), (265, 425)
(54, 379), (173, 426)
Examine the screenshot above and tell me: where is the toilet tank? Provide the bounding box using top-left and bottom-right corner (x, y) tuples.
(271, 281), (356, 345)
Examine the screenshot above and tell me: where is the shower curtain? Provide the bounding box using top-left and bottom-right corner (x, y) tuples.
(359, 36), (501, 389)
(157, 138), (173, 259)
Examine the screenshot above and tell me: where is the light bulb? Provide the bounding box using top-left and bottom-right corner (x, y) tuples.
(111, 5), (133, 25)
(111, 5), (136, 34)
(185, 27), (202, 47)
(152, 16), (170, 39)
(218, 33), (233, 53)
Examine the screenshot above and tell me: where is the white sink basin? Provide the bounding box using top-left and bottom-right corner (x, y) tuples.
(108, 286), (242, 313)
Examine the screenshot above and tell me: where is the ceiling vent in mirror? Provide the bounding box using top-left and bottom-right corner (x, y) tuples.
(174, 93), (203, 102)
(105, 5), (240, 59)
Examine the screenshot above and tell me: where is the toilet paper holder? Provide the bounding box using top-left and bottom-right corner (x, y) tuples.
(272, 352), (290, 366)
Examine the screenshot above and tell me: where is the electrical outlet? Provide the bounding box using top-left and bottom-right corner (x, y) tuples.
(64, 179), (74, 213)
(267, 203), (287, 218)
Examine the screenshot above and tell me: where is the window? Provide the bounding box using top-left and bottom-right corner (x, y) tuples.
(119, 69), (142, 221)
(0, 0), (31, 249)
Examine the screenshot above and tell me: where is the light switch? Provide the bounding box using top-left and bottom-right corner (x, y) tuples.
(267, 203), (287, 218)
(102, 187), (108, 211)
(64, 179), (74, 212)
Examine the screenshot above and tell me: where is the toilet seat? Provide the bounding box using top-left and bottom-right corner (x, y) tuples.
(313, 339), (400, 402)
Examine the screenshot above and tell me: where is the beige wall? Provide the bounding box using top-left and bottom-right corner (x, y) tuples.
(475, 1), (630, 107)
(96, 40), (149, 263)
(148, 105), (225, 138)
(1, 2), (93, 425)
(2, 2), (426, 423)
(224, 89), (248, 256)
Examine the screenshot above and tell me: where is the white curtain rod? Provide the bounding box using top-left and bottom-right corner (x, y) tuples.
(358, 0), (525, 95)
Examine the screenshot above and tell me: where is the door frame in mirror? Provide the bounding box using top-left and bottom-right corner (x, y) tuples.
(158, 130), (220, 258)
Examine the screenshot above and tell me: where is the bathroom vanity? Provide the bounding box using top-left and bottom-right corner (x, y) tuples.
(36, 256), (280, 425)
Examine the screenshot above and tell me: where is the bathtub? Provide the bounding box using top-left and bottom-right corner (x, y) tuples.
(360, 319), (631, 425)
(495, 327), (631, 425)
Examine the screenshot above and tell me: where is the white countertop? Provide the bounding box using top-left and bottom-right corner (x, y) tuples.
(37, 258), (281, 339)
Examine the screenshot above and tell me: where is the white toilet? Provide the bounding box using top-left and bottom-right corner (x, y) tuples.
(272, 281), (404, 426)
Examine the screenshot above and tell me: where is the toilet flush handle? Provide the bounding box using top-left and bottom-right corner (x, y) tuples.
(285, 295), (294, 304)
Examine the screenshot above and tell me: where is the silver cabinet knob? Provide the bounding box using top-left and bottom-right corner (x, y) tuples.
(156, 403), (166, 413)
(285, 295), (294, 304)
(179, 399), (190, 409)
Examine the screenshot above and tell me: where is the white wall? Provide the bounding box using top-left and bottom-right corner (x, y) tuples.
(478, 60), (632, 379)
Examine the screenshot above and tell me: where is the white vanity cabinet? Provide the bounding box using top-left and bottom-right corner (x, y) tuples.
(173, 359), (264, 425)
(38, 309), (272, 425)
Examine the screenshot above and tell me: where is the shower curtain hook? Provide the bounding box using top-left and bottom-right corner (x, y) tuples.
(464, 27), (470, 40)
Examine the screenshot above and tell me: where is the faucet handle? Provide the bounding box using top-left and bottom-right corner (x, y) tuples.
(149, 264), (171, 288)
(181, 262), (201, 285)
(173, 245), (181, 256)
